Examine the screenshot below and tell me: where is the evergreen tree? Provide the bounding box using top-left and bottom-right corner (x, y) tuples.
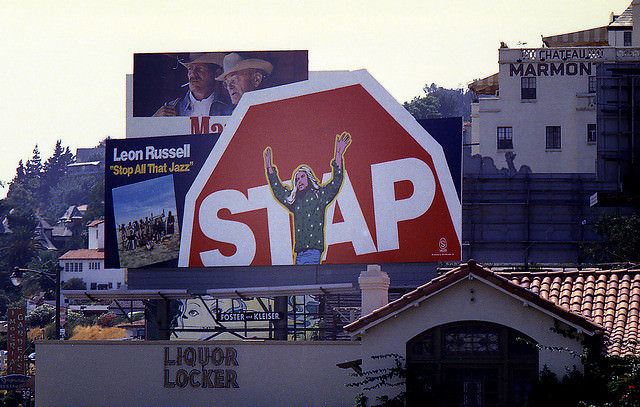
(6, 146), (44, 212)
(12, 160), (26, 184)
(42, 140), (74, 191)
(25, 145), (42, 180)
(0, 208), (43, 269)
(41, 140), (75, 210)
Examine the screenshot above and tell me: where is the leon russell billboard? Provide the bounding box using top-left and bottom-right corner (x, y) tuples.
(105, 134), (218, 268)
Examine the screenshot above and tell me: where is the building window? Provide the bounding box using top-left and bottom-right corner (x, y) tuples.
(588, 76), (597, 93)
(90, 283), (97, 290)
(546, 126), (561, 149)
(521, 77), (536, 100)
(65, 263), (71, 273)
(497, 127), (513, 150)
(88, 262), (101, 270)
(587, 124), (597, 144)
(624, 31), (632, 47)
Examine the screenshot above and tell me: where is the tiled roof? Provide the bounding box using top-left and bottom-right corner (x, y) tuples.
(468, 73), (499, 95)
(345, 261), (602, 337)
(498, 267), (640, 357)
(609, 3), (633, 29)
(542, 26), (608, 47)
(59, 249), (104, 260)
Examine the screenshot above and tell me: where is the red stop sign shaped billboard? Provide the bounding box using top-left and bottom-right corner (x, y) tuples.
(180, 71), (461, 267)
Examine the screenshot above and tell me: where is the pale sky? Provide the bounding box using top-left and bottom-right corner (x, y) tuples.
(0, 0), (631, 198)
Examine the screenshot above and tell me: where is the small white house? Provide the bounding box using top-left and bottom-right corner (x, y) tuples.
(58, 249), (124, 290)
(345, 261), (601, 405)
(58, 219), (125, 290)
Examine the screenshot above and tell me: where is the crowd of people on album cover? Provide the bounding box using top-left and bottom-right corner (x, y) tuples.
(118, 210), (177, 251)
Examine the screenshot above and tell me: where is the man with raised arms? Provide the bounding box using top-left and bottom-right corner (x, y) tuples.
(264, 132), (351, 265)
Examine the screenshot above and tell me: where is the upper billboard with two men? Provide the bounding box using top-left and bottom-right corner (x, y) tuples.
(132, 51), (308, 116)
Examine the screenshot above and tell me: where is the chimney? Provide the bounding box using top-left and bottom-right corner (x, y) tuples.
(358, 264), (390, 316)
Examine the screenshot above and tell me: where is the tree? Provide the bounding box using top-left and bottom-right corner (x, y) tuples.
(403, 83), (473, 121)
(0, 208), (43, 269)
(583, 215), (640, 264)
(27, 305), (56, 328)
(25, 145), (42, 180)
(6, 145), (46, 212)
(403, 94), (441, 120)
(62, 277), (86, 290)
(41, 140), (74, 197)
(97, 312), (122, 327)
(12, 160), (26, 184)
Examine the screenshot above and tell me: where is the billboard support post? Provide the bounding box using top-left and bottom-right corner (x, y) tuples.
(274, 296), (288, 340)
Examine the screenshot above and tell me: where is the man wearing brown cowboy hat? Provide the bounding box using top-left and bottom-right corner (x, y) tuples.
(216, 53), (274, 106)
(153, 53), (233, 117)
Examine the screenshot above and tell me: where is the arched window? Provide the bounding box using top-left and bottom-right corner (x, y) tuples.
(406, 321), (538, 407)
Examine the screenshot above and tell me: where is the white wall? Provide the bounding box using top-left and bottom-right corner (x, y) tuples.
(472, 47), (601, 173)
(36, 340), (361, 407)
(88, 221), (104, 250)
(60, 258), (125, 290)
(355, 278), (589, 400)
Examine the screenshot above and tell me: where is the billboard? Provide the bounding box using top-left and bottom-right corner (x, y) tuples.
(173, 296), (319, 340)
(127, 51), (308, 138)
(105, 134), (218, 268)
(179, 70), (461, 267)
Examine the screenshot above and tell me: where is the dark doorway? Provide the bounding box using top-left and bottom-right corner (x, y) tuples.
(406, 321), (538, 407)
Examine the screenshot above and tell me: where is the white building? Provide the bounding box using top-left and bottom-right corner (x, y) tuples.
(58, 220), (125, 290)
(469, 2), (636, 173)
(38, 261), (621, 406)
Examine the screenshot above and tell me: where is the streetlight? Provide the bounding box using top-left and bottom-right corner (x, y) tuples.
(10, 266), (63, 339)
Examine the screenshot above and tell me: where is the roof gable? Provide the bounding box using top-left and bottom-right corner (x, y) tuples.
(345, 260), (602, 337)
(609, 3), (633, 29)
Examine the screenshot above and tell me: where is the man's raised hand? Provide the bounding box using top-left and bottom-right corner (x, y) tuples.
(335, 131), (351, 169)
(264, 147), (273, 174)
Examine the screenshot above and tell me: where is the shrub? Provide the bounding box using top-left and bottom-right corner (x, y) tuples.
(26, 305), (55, 328)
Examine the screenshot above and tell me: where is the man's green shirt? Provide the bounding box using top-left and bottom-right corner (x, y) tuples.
(267, 160), (344, 253)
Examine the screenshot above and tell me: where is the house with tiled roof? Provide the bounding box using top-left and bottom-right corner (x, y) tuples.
(58, 249), (123, 290)
(344, 261), (639, 405)
(58, 219), (125, 291)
